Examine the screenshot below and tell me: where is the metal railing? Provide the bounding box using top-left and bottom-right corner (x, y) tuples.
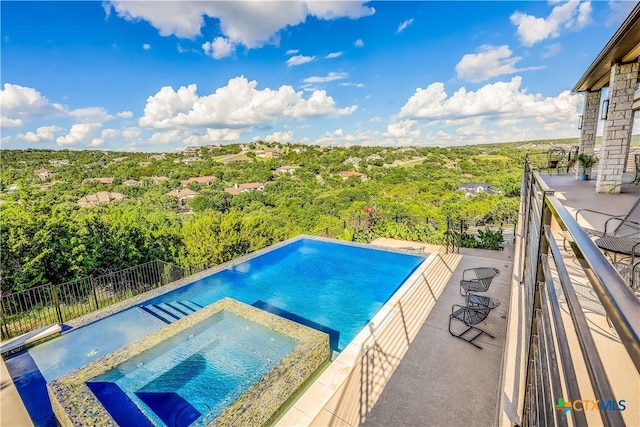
(0, 260), (212, 340)
(518, 156), (639, 426)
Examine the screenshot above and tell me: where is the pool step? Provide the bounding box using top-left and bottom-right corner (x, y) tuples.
(139, 300), (203, 324)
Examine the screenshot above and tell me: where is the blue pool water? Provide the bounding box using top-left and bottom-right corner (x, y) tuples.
(89, 312), (296, 427)
(5, 237), (425, 426)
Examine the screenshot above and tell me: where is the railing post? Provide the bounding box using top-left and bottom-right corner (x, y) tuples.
(157, 260), (165, 285)
(50, 283), (63, 324)
(0, 294), (9, 340)
(89, 275), (99, 310)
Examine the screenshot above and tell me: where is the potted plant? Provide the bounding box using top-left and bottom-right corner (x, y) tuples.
(577, 154), (597, 180)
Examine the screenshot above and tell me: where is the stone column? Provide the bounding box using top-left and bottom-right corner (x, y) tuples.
(596, 60), (639, 193)
(576, 90), (601, 178)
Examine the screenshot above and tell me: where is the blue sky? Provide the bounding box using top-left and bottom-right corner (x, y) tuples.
(1, 1), (638, 152)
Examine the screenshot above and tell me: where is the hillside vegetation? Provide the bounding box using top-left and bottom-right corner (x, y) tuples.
(0, 141), (555, 293)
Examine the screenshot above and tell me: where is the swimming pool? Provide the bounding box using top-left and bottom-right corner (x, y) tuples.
(5, 236), (426, 425)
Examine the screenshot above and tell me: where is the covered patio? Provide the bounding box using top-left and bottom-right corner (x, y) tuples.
(573, 2), (640, 193)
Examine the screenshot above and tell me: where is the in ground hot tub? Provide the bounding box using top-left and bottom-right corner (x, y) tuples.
(47, 298), (329, 426)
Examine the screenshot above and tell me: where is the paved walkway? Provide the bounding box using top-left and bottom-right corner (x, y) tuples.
(364, 247), (514, 427)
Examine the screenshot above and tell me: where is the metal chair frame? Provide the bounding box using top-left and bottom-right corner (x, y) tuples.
(449, 293), (500, 349)
(459, 267), (500, 296)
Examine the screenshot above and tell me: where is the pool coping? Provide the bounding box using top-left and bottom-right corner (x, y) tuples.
(275, 248), (448, 425)
(47, 297), (330, 427)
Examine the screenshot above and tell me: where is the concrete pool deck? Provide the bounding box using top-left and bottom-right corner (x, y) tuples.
(1, 240), (513, 427)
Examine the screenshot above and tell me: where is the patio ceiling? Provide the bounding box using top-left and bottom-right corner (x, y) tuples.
(573, 2), (640, 93)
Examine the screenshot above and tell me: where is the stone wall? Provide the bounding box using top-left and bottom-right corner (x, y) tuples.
(596, 61), (639, 192)
(577, 90), (601, 178)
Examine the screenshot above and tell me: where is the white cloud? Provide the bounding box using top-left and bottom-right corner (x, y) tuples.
(511, 1), (592, 46)
(303, 72), (348, 84)
(56, 123), (102, 146)
(399, 76), (581, 123)
(456, 45), (542, 83)
(287, 55), (315, 66)
(1, 117), (23, 128)
(354, 38), (364, 48)
(285, 49), (299, 55)
(139, 76), (357, 129)
(122, 127), (141, 140)
(105, 1), (374, 48)
(117, 110), (134, 119)
(542, 43), (562, 58)
(17, 125), (64, 142)
(396, 18), (414, 34)
(607, 0), (636, 26)
(339, 82), (365, 88)
(325, 51), (343, 59)
(202, 37), (235, 59)
(0, 83), (66, 127)
(69, 107), (113, 124)
(143, 43), (151, 50)
(263, 130), (294, 143)
(385, 119), (421, 140)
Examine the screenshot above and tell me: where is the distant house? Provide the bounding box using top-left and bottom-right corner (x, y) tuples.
(138, 162), (152, 167)
(338, 171), (366, 181)
(34, 168), (51, 181)
(292, 147), (306, 154)
(343, 157), (362, 167)
(123, 179), (141, 186)
(49, 159), (69, 167)
(148, 154), (165, 161)
(77, 191), (126, 208)
(366, 154), (383, 162)
(255, 148), (281, 159)
(110, 156), (128, 163)
(224, 182), (265, 196)
(274, 165), (299, 174)
(83, 177), (115, 185)
(181, 157), (201, 165)
(221, 155), (251, 164)
(180, 176), (217, 186)
(184, 147), (199, 154)
(147, 176), (170, 184)
(165, 188), (198, 205)
(456, 183), (499, 197)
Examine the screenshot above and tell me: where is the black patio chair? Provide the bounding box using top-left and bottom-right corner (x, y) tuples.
(546, 146), (566, 174)
(459, 267), (500, 296)
(449, 293), (501, 349)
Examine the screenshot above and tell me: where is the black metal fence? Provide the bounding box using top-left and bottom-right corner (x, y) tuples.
(0, 260), (212, 340)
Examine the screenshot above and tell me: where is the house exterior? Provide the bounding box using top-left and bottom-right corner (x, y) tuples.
(338, 171), (366, 180)
(148, 154), (165, 161)
(77, 191), (126, 207)
(456, 183), (499, 197)
(221, 155), (251, 164)
(224, 182), (265, 195)
(83, 177), (115, 185)
(39, 181), (63, 190)
(180, 176), (217, 186)
(342, 157), (362, 167)
(34, 168), (51, 181)
(274, 166), (299, 174)
(165, 188), (199, 205)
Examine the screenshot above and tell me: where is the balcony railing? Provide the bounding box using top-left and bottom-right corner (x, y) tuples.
(516, 156), (639, 425)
